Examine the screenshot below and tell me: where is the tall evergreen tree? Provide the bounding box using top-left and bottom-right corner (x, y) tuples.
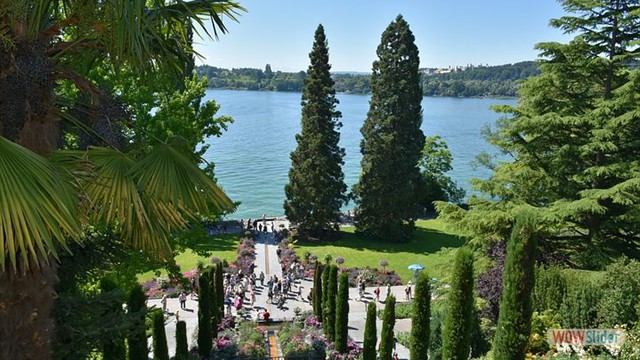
(127, 284), (148, 360)
(436, 0), (640, 265)
(493, 211), (538, 360)
(213, 264), (224, 330)
(335, 272), (350, 353)
(175, 320), (189, 360)
(323, 265), (338, 340)
(99, 278), (125, 360)
(353, 15), (425, 241)
(379, 295), (396, 360)
(411, 272), (431, 359)
(197, 270), (212, 358)
(442, 247), (474, 360)
(313, 263), (324, 318)
(152, 311), (169, 360)
(284, 24), (347, 237)
(321, 263), (331, 324)
(363, 301), (377, 360)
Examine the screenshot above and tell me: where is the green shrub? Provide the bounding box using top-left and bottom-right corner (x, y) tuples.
(560, 277), (602, 328)
(597, 257), (640, 327)
(429, 306), (445, 360)
(525, 310), (560, 356)
(532, 265), (566, 312)
(377, 301), (413, 319)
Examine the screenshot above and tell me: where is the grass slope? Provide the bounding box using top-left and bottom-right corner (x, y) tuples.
(139, 233), (241, 281)
(295, 219), (466, 282)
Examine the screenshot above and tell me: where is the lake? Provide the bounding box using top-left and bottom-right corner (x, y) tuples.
(202, 89), (515, 219)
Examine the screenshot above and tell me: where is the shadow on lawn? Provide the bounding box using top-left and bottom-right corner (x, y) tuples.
(189, 233), (240, 254)
(297, 226), (466, 255)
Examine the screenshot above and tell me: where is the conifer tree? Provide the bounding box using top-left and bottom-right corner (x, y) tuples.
(321, 263), (330, 324)
(323, 265), (338, 340)
(152, 311), (169, 360)
(313, 263), (324, 318)
(284, 24), (347, 237)
(214, 263), (224, 329)
(379, 295), (396, 360)
(197, 270), (212, 358)
(436, 0), (640, 265)
(175, 320), (189, 360)
(127, 284), (148, 360)
(442, 247), (474, 360)
(493, 211), (538, 360)
(363, 301), (377, 360)
(335, 272), (350, 353)
(100, 278), (125, 360)
(411, 272), (431, 359)
(353, 15), (425, 241)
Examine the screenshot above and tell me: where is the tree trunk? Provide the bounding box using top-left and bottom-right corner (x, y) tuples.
(0, 260), (59, 360)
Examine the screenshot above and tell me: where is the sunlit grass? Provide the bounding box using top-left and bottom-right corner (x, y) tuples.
(138, 233), (241, 281)
(295, 219), (467, 282)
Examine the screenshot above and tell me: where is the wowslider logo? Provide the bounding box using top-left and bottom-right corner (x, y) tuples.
(547, 329), (625, 346)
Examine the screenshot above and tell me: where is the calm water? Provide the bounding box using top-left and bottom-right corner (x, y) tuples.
(202, 89), (515, 219)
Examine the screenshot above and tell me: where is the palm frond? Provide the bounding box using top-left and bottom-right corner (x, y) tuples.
(0, 136), (81, 272)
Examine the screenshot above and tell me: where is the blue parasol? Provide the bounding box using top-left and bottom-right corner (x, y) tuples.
(408, 264), (425, 271)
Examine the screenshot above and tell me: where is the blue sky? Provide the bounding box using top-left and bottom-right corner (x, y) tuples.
(194, 0), (571, 72)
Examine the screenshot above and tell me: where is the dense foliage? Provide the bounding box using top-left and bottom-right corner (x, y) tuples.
(353, 15), (426, 241)
(323, 265), (338, 340)
(175, 320), (188, 360)
(363, 301), (377, 360)
(152, 311), (169, 360)
(335, 272), (350, 353)
(492, 211), (538, 360)
(437, 0), (640, 268)
(418, 135), (465, 212)
(313, 263), (323, 317)
(127, 284), (148, 360)
(198, 270), (213, 357)
(196, 61), (539, 97)
(379, 295), (396, 360)
(284, 24), (347, 236)
(410, 272), (431, 359)
(442, 247), (474, 360)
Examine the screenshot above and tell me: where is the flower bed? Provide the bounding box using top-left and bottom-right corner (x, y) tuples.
(211, 319), (267, 359)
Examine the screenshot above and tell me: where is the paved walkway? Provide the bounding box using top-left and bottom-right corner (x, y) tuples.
(149, 224), (414, 359)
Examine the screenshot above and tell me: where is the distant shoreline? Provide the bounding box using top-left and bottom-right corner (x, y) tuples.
(206, 87), (517, 100)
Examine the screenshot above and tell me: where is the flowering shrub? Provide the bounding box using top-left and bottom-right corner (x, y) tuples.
(326, 337), (362, 360)
(379, 260), (389, 268)
(346, 267), (402, 287)
(335, 256), (345, 265)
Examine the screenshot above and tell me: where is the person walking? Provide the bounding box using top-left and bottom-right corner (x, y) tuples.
(179, 292), (187, 309)
(161, 294), (168, 313)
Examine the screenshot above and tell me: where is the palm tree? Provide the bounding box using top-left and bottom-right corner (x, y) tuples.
(0, 1), (244, 358)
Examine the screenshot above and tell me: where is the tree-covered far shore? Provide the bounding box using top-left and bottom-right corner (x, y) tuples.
(195, 61), (539, 98)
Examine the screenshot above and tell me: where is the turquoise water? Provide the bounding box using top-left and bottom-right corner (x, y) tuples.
(202, 89), (516, 219)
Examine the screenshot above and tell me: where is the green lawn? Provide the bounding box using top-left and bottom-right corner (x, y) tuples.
(295, 219), (466, 282)
(138, 233), (241, 281)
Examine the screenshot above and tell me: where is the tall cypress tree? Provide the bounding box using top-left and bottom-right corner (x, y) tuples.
(197, 270), (212, 358)
(323, 265), (338, 340)
(442, 247), (474, 360)
(379, 295), (396, 360)
(284, 24), (347, 237)
(411, 272), (431, 359)
(214, 263), (224, 329)
(99, 278), (125, 360)
(152, 311), (169, 360)
(353, 15), (425, 241)
(175, 320), (189, 360)
(492, 211), (538, 360)
(335, 272), (350, 353)
(363, 301), (377, 360)
(127, 284), (148, 360)
(321, 263), (330, 324)
(313, 263), (323, 318)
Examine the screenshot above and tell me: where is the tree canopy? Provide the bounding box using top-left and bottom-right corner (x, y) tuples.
(437, 0), (640, 266)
